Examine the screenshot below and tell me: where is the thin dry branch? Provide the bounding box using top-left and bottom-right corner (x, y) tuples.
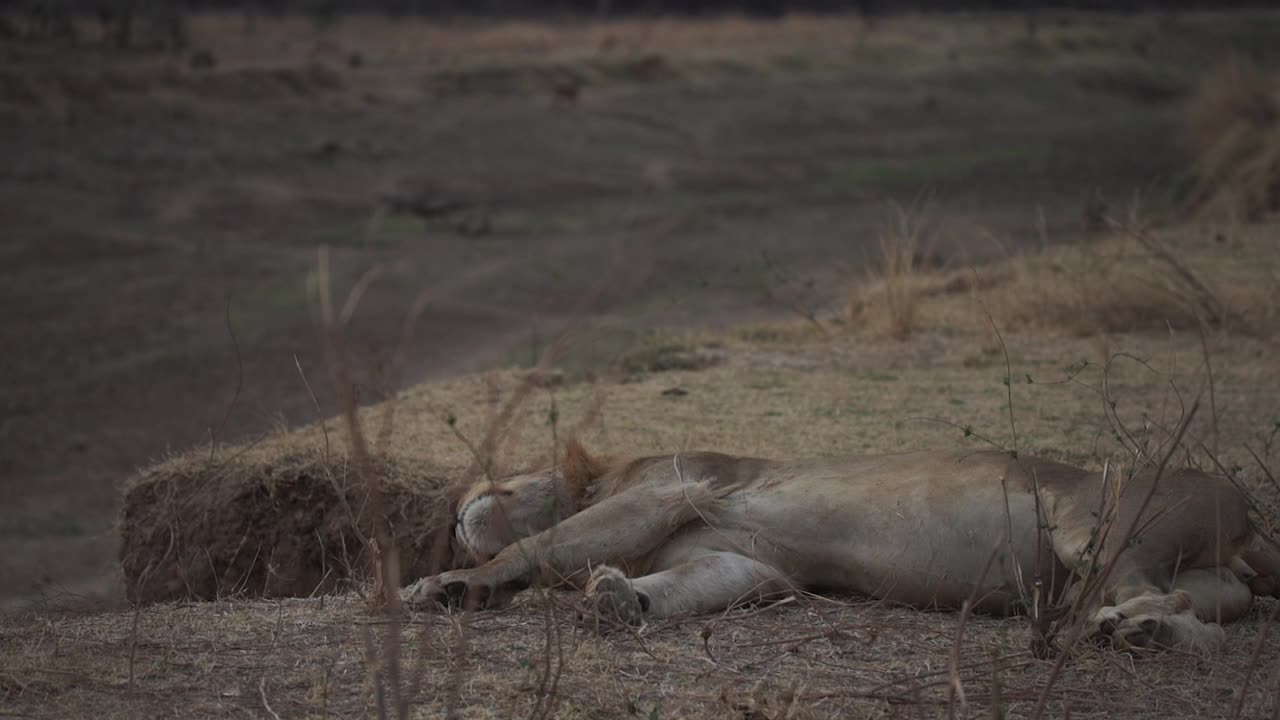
(1030, 399), (1201, 720)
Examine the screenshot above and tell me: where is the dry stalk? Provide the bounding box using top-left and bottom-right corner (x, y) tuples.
(985, 311), (1019, 457)
(403, 255), (614, 717)
(209, 294), (244, 460)
(1198, 324), (1220, 459)
(259, 676), (282, 720)
(1109, 219), (1226, 327)
(946, 531), (1007, 719)
(317, 247), (407, 719)
(126, 602), (141, 694)
(1030, 400), (1200, 720)
(1230, 602), (1280, 720)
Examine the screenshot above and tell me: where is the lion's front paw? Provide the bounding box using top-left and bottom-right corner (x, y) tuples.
(582, 565), (649, 627)
(402, 570), (508, 612)
(1086, 606), (1128, 646)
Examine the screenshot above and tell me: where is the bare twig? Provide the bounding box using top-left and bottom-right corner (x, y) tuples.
(294, 353), (332, 463)
(947, 531), (1007, 719)
(1229, 597), (1280, 720)
(126, 602), (141, 694)
(317, 247), (406, 719)
(1109, 219), (1225, 326)
(1030, 400), (1200, 720)
(985, 311), (1018, 457)
(209, 293), (244, 459)
(259, 677), (282, 720)
(1198, 324), (1219, 459)
(1245, 443), (1280, 496)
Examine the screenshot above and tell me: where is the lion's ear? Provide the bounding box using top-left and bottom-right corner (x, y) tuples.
(562, 438), (608, 494)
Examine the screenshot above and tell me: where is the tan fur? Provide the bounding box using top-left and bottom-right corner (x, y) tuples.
(405, 445), (1276, 653)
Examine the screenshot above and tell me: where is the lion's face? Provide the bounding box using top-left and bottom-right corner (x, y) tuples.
(453, 469), (569, 563)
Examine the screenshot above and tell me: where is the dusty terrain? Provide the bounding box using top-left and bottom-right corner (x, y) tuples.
(6, 235), (1280, 716)
(3, 8), (1280, 719)
(7, 10), (1277, 612)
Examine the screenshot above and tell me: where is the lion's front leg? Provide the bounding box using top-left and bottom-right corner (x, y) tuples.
(582, 566), (650, 626)
(405, 479), (728, 613)
(581, 552), (790, 627)
(401, 568), (524, 611)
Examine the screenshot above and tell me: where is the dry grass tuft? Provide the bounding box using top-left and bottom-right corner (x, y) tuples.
(851, 219), (1279, 339)
(1185, 56), (1280, 220)
(849, 203), (934, 339)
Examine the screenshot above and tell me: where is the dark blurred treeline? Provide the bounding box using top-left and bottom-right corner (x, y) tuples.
(5, 0), (1279, 18)
(2, 0), (1273, 52)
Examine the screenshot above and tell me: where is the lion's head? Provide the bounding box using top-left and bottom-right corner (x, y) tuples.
(450, 440), (611, 564)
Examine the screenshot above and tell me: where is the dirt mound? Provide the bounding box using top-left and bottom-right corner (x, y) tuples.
(119, 445), (450, 604)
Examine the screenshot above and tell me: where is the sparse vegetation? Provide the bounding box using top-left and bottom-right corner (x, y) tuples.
(850, 218), (1277, 339)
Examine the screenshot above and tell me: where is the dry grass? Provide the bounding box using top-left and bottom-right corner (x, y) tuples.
(1185, 56), (1280, 220)
(850, 217), (1279, 339)
(4, 592), (1279, 719)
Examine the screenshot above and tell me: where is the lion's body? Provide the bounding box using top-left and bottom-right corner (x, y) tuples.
(602, 450), (1068, 612)
(406, 446), (1275, 652)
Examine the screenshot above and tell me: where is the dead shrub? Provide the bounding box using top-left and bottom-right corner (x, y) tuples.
(1185, 56), (1280, 220)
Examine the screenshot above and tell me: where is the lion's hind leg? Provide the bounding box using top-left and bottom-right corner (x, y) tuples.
(581, 552), (790, 627)
(1088, 589), (1222, 653)
(1241, 548), (1280, 598)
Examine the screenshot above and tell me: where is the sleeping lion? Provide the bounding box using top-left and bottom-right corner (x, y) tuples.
(403, 442), (1280, 652)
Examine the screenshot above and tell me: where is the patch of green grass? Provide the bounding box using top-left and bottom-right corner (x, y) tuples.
(836, 145), (1052, 188)
(498, 327), (710, 380)
(846, 43), (933, 73)
(43, 512), (89, 538)
(863, 373), (899, 383)
(747, 377), (787, 391)
(737, 326), (786, 343)
(620, 343), (710, 374)
(690, 58), (760, 81)
(815, 405), (873, 419)
(771, 53), (817, 73)
(249, 274), (312, 315)
(373, 212), (429, 241)
(1060, 58), (1188, 104)
(83, 339), (199, 382)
